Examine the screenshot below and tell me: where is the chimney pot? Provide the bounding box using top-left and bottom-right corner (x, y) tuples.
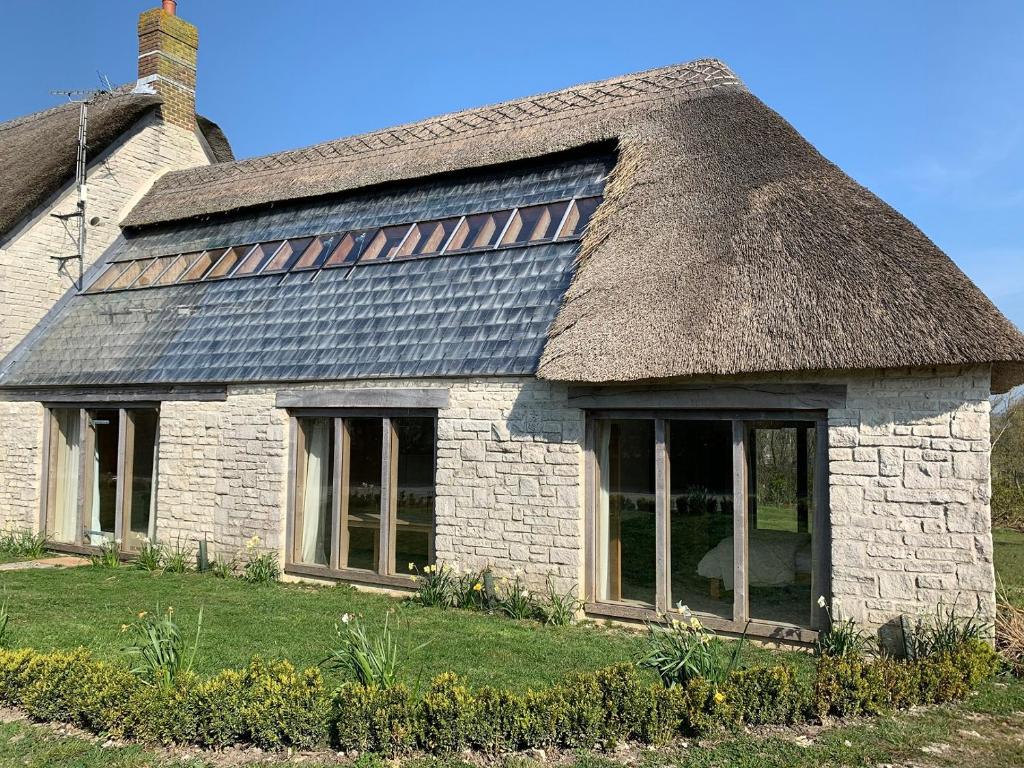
(162, 0), (176, 14)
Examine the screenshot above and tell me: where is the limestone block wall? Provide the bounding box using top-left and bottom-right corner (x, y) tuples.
(155, 390), (289, 558)
(151, 378), (585, 587)
(0, 401), (44, 532)
(828, 366), (995, 634)
(0, 112), (210, 360)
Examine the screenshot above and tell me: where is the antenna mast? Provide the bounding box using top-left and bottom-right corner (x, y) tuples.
(49, 88), (104, 291)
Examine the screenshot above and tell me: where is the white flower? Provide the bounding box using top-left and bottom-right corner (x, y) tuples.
(817, 595), (827, 609)
(341, 613), (351, 624)
(520, 589), (530, 598)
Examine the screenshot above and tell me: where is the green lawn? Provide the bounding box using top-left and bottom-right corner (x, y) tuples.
(0, 564), (811, 690)
(0, 527), (1021, 766)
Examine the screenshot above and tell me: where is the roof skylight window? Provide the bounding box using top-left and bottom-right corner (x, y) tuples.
(360, 225), (411, 262)
(85, 195), (601, 294)
(445, 211), (512, 252)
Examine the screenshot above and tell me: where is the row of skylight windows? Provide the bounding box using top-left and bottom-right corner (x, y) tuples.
(87, 196), (602, 294)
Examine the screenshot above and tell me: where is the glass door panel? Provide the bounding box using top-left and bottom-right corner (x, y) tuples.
(47, 409), (81, 544)
(392, 417), (435, 573)
(344, 418), (382, 571)
(667, 420), (734, 618)
(294, 417), (335, 566)
(86, 409), (120, 545)
(595, 419), (657, 606)
(124, 410), (159, 551)
(747, 423), (816, 627)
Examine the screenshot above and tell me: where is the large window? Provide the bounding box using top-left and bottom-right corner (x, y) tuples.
(289, 413), (436, 581)
(589, 413), (828, 634)
(43, 407), (159, 551)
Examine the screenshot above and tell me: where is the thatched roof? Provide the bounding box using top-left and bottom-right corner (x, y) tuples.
(109, 60), (1024, 392)
(0, 88), (232, 242)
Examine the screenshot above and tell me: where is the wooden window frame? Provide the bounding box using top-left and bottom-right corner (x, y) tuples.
(584, 408), (830, 643)
(39, 404), (160, 557)
(285, 409), (438, 589)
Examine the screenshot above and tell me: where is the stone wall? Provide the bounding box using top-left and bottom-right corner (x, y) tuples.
(0, 112), (210, 360)
(828, 366), (995, 635)
(0, 401), (44, 532)
(155, 390), (289, 558)
(150, 379), (585, 587)
(0, 114), (212, 533)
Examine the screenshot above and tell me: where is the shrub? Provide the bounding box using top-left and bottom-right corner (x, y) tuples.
(331, 682), (416, 755)
(470, 686), (534, 752)
(236, 657), (329, 749)
(725, 665), (808, 725)
(208, 555), (237, 579)
(419, 672), (476, 753)
(124, 606), (203, 692)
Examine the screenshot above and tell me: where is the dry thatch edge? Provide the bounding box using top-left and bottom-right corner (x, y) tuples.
(996, 598), (1024, 677)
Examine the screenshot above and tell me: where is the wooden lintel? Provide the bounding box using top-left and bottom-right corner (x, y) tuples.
(0, 387), (227, 403)
(276, 388), (449, 410)
(567, 383), (847, 411)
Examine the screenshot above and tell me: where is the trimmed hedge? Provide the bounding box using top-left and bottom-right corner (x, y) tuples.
(0, 640), (1000, 756)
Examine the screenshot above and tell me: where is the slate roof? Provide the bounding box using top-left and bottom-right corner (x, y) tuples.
(0, 153), (610, 387)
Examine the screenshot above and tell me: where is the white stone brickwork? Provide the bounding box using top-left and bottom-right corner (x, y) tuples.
(0, 114), (212, 535)
(828, 366), (995, 634)
(149, 378), (584, 586)
(0, 401), (44, 532)
(0, 112), (210, 360)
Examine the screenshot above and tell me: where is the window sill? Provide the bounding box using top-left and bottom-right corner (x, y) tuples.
(285, 562), (418, 591)
(584, 601), (819, 645)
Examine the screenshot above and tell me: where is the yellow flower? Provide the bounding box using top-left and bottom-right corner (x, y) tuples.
(671, 618), (681, 629)
(714, 691), (726, 705)
(689, 617), (701, 630)
(137, 611), (147, 619)
(472, 582), (483, 592)
(407, 562), (415, 571)
(120, 624), (129, 633)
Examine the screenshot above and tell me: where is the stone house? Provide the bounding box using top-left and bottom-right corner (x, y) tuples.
(1, 39), (1022, 643)
(0, 1), (230, 542)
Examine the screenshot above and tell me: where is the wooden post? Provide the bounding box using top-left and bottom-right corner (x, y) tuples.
(332, 418), (346, 571)
(655, 419), (670, 613)
(114, 409), (129, 545)
(811, 419), (832, 630)
(608, 425), (622, 602)
(379, 418), (398, 575)
(797, 427), (809, 533)
(732, 421), (749, 624)
(748, 428), (758, 528)
(584, 419), (597, 603)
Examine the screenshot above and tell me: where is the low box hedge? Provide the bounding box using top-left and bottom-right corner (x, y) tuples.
(0, 639), (1000, 756)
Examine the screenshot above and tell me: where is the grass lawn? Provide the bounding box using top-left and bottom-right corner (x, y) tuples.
(0, 565), (812, 690)
(0, 526), (1021, 766)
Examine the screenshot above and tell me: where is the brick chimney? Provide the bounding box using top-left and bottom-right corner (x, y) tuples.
(137, 2), (198, 131)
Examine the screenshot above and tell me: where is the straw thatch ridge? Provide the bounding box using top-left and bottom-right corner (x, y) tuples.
(0, 88), (233, 241)
(117, 58), (1024, 390)
(122, 59), (740, 228)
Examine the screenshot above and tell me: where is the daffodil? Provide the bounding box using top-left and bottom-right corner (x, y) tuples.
(120, 624), (129, 633)
(690, 617), (701, 630)
(473, 582), (483, 592)
(817, 595), (827, 609)
(408, 562), (415, 571)
(341, 613), (351, 624)
(714, 691), (726, 704)
(137, 611), (147, 619)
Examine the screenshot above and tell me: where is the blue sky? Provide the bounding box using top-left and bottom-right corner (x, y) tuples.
(2, 0), (1023, 330)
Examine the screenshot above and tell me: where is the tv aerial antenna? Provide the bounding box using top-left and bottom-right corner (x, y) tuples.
(48, 75), (112, 291)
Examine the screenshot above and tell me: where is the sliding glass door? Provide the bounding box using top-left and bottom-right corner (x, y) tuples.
(590, 412), (829, 632)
